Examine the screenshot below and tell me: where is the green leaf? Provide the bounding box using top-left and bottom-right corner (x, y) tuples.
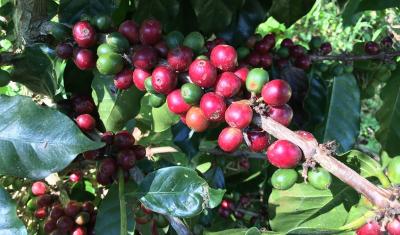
(208, 188), (226, 209)
(341, 150), (383, 178)
(205, 227), (266, 235)
(0, 186), (27, 235)
(341, 0), (362, 26)
(303, 75), (328, 131)
(59, 0), (119, 24)
(95, 182), (137, 235)
(268, 0), (316, 27)
(137, 166), (223, 217)
(92, 72), (144, 132)
(357, 0), (399, 11)
(151, 102), (179, 133)
(69, 180), (96, 202)
(268, 181), (358, 233)
(287, 227), (349, 235)
(0, 95), (104, 179)
(315, 74), (360, 153)
(376, 67), (400, 156)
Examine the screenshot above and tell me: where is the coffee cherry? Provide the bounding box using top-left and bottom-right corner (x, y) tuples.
(149, 93), (166, 108)
(166, 89), (191, 114)
(181, 83), (203, 105)
(97, 43), (116, 56)
(56, 43), (73, 59)
(99, 158), (117, 177)
(239, 158), (250, 170)
(83, 149), (101, 160)
(266, 140), (302, 168)
(93, 15), (111, 31)
(76, 114), (96, 131)
(267, 104), (293, 126)
(151, 66), (177, 94)
(218, 127), (243, 152)
(114, 69), (133, 90)
(50, 204), (65, 220)
(271, 169), (298, 190)
(165, 31), (184, 49)
(387, 218), (400, 235)
(364, 41), (380, 55)
(259, 53), (273, 68)
(75, 211), (90, 225)
(381, 36), (393, 48)
(289, 45), (305, 58)
(262, 79), (292, 106)
(167, 46), (194, 72)
(44, 219), (57, 233)
(246, 68), (269, 94)
(247, 130), (270, 152)
(183, 31), (205, 53)
(218, 207), (231, 218)
(263, 33), (276, 48)
(64, 201), (82, 217)
(154, 41), (169, 58)
(200, 92), (226, 122)
(215, 72), (242, 98)
(73, 21), (97, 48)
(132, 68), (150, 91)
(0, 69), (11, 87)
(225, 102), (253, 129)
(69, 170), (82, 182)
(114, 130), (135, 149)
(387, 156), (400, 184)
(356, 221), (381, 235)
(308, 167), (332, 190)
(281, 38), (294, 48)
(234, 67), (249, 84)
(221, 199), (234, 210)
(139, 19), (162, 45)
(275, 58), (289, 70)
(116, 149), (136, 170)
(277, 47), (290, 58)
(96, 53), (124, 75)
(34, 207), (47, 219)
(189, 59), (217, 88)
(74, 49), (95, 70)
(118, 20), (140, 44)
(310, 36), (322, 50)
(37, 194), (54, 208)
(56, 216), (74, 232)
(320, 42), (332, 55)
(246, 34), (261, 48)
(72, 96), (95, 115)
(106, 32), (130, 53)
(26, 198), (37, 211)
(132, 46), (159, 70)
(210, 44), (237, 71)
(246, 51), (261, 67)
(295, 55), (311, 70)
(96, 171), (113, 186)
(185, 107), (209, 132)
(72, 226), (87, 235)
(237, 47), (250, 60)
(82, 201), (95, 215)
(295, 130), (315, 141)
(32, 181), (47, 196)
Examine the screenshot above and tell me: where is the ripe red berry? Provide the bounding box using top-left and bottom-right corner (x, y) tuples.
(83, 149), (101, 160)
(281, 38), (294, 48)
(132, 46), (158, 70)
(200, 92), (226, 122)
(132, 145), (146, 161)
(289, 45), (305, 58)
(37, 194), (54, 208)
(99, 158), (117, 177)
(64, 201), (82, 217)
(267, 104), (293, 126)
(116, 149), (136, 170)
(132, 68), (150, 91)
(101, 131), (114, 145)
(56, 216), (74, 232)
(69, 170), (82, 182)
(151, 66), (177, 94)
(154, 40), (169, 58)
(365, 41), (380, 55)
(139, 19), (162, 45)
(225, 101), (253, 129)
(76, 114), (96, 131)
(32, 181), (47, 196)
(72, 96), (95, 115)
(114, 69), (133, 90)
(218, 127), (243, 152)
(167, 89), (191, 114)
(263, 33), (276, 48)
(189, 59), (217, 88)
(221, 199), (234, 210)
(386, 218), (400, 235)
(295, 130), (315, 141)
(246, 51), (261, 67)
(234, 67), (249, 84)
(320, 42), (332, 55)
(73, 21), (97, 48)
(50, 204), (65, 220)
(218, 207), (231, 218)
(56, 43), (73, 59)
(167, 46), (194, 72)
(118, 20), (139, 44)
(114, 130), (135, 149)
(259, 53), (273, 68)
(82, 201), (95, 214)
(295, 55), (311, 70)
(210, 44), (237, 71)
(44, 219), (57, 233)
(356, 221), (381, 235)
(262, 79), (292, 106)
(185, 107), (209, 132)
(247, 130), (270, 152)
(34, 207), (47, 219)
(72, 226), (87, 235)
(74, 48), (95, 70)
(215, 72), (242, 98)
(96, 171), (113, 185)
(381, 36), (393, 48)
(266, 140), (302, 168)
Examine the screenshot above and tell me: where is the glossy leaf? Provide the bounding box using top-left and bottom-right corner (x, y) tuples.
(303, 75), (328, 131)
(0, 95), (104, 179)
(0, 187), (27, 235)
(205, 227), (265, 235)
(59, 0), (118, 24)
(92, 72), (144, 132)
(269, 0), (316, 27)
(138, 166), (224, 217)
(341, 150), (384, 178)
(152, 102), (179, 133)
(357, 0), (399, 11)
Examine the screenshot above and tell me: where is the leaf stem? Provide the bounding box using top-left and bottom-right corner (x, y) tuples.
(118, 169), (128, 235)
(339, 210), (375, 231)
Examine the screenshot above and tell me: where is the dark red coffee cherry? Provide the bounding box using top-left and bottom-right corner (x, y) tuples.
(118, 20), (139, 44)
(289, 45), (305, 58)
(185, 107), (209, 132)
(99, 158), (117, 177)
(215, 72), (242, 98)
(267, 104), (293, 126)
(166, 89), (191, 115)
(116, 149), (136, 170)
(83, 149), (101, 160)
(246, 35), (261, 48)
(275, 58), (289, 70)
(32, 181), (47, 196)
(200, 92), (226, 122)
(139, 19), (162, 45)
(114, 69), (133, 90)
(72, 226), (87, 235)
(69, 170), (82, 182)
(34, 207), (48, 219)
(72, 96), (95, 115)
(247, 130), (270, 152)
(64, 201), (82, 217)
(266, 140), (302, 168)
(73, 21), (97, 48)
(225, 101), (253, 129)
(221, 199), (234, 210)
(101, 131), (114, 145)
(365, 41), (380, 55)
(259, 53), (273, 68)
(295, 55), (311, 70)
(76, 114), (96, 132)
(218, 127), (243, 152)
(210, 44), (238, 71)
(167, 46), (194, 72)
(56, 216), (74, 232)
(132, 145), (146, 160)
(295, 130), (315, 141)
(132, 68), (150, 91)
(239, 158), (250, 170)
(132, 46), (158, 70)
(74, 49), (95, 70)
(356, 221), (381, 235)
(381, 36), (393, 48)
(218, 207), (231, 218)
(56, 43), (73, 59)
(281, 38), (294, 48)
(320, 42), (332, 55)
(234, 67), (249, 84)
(114, 130), (135, 149)
(44, 219), (57, 233)
(245, 51), (261, 67)
(37, 194), (54, 208)
(50, 204), (65, 220)
(262, 79), (292, 106)
(386, 218), (400, 235)
(96, 171), (113, 186)
(151, 66), (177, 94)
(189, 59), (217, 88)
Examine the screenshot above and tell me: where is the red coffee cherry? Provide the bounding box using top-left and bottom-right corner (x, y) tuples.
(44, 219), (57, 233)
(259, 53), (273, 68)
(185, 106), (209, 132)
(132, 68), (150, 91)
(139, 19), (162, 45)
(289, 45), (305, 58)
(386, 218), (400, 235)
(262, 79), (292, 106)
(101, 131), (114, 145)
(295, 130), (315, 141)
(74, 48), (95, 70)
(356, 221), (381, 235)
(167, 46), (194, 72)
(167, 89), (191, 114)
(32, 181), (47, 196)
(56, 216), (74, 232)
(118, 20), (140, 44)
(116, 149), (136, 170)
(34, 207), (48, 219)
(266, 140), (302, 168)
(234, 67), (249, 84)
(114, 69), (133, 90)
(132, 46), (158, 70)
(50, 204), (65, 220)
(218, 127), (243, 152)
(73, 21), (97, 48)
(69, 170), (82, 183)
(267, 104), (293, 126)
(225, 101), (253, 129)
(295, 55), (311, 70)
(200, 92), (226, 122)
(189, 59), (217, 88)
(132, 145), (146, 161)
(151, 66), (177, 94)
(247, 130), (270, 152)
(56, 43), (73, 59)
(215, 72), (242, 98)
(96, 171), (113, 186)
(99, 158), (117, 177)
(364, 41), (380, 55)
(246, 51), (261, 67)
(154, 41), (169, 58)
(72, 96), (95, 115)
(64, 201), (82, 217)
(37, 194), (54, 207)
(210, 44), (238, 71)
(76, 114), (96, 132)
(114, 130), (135, 149)
(72, 226), (87, 235)
(221, 199), (234, 210)
(281, 38), (294, 48)
(320, 42), (332, 55)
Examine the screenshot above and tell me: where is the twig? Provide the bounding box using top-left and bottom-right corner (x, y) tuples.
(118, 169), (128, 235)
(310, 51), (400, 62)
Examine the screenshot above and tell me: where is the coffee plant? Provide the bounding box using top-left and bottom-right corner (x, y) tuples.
(1, 0), (400, 234)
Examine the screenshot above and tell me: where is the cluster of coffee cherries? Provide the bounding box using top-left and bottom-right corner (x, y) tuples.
(134, 203), (169, 229)
(29, 181), (96, 235)
(364, 36), (394, 55)
(356, 219), (400, 235)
